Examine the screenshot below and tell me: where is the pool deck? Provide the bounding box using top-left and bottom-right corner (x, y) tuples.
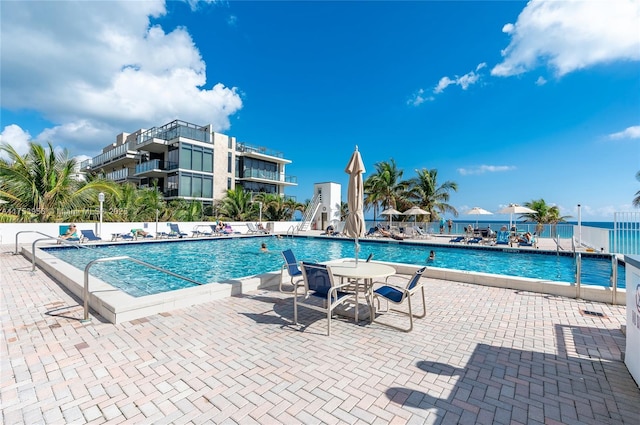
(2, 242), (638, 424)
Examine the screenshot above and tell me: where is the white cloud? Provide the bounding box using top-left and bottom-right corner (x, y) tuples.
(407, 89), (434, 106)
(0, 0), (242, 155)
(492, 0), (640, 77)
(457, 165), (516, 176)
(0, 125), (32, 157)
(607, 125), (640, 140)
(535, 76), (547, 86)
(433, 63), (486, 94)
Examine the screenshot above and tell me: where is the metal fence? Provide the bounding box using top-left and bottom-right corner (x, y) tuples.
(613, 211), (640, 255)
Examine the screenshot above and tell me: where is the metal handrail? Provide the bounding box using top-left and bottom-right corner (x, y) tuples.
(16, 230), (64, 254)
(82, 256), (204, 322)
(611, 255), (618, 304)
(30, 237), (90, 271)
(575, 253), (581, 299)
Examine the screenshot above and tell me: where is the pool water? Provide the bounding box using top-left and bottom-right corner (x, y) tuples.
(43, 236), (625, 297)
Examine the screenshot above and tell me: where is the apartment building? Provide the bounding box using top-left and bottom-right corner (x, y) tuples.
(80, 119), (297, 203)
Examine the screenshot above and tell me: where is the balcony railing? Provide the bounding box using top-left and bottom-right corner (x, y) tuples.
(137, 120), (209, 145)
(135, 159), (178, 174)
(105, 169), (132, 181)
(87, 142), (136, 168)
(236, 142), (284, 159)
(240, 168), (297, 184)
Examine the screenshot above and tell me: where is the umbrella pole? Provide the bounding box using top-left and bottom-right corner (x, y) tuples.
(355, 237), (359, 265)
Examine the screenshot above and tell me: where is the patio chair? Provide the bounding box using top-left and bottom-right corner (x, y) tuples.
(449, 236), (465, 243)
(294, 262), (357, 336)
(371, 267), (427, 332)
(168, 223), (189, 238)
(281, 249), (304, 293)
(80, 229), (102, 243)
(413, 226), (431, 239)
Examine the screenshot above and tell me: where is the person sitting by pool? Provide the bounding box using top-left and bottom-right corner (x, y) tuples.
(59, 224), (79, 241)
(518, 232), (533, 243)
(325, 225), (335, 236)
(132, 228), (150, 238)
(378, 227), (404, 240)
(427, 250), (436, 262)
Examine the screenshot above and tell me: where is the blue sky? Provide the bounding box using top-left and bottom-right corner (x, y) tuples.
(1, 0), (639, 222)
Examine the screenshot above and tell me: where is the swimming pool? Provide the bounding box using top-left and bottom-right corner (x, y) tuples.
(42, 236), (625, 297)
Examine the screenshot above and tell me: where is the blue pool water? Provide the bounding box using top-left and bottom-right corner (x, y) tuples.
(43, 236), (625, 297)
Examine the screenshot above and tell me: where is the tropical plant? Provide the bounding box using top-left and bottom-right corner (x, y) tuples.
(0, 142), (120, 222)
(363, 159), (409, 221)
(217, 187), (254, 221)
(633, 170), (640, 208)
(406, 168), (458, 222)
(521, 198), (571, 235)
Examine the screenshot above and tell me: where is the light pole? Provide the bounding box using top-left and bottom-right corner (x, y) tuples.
(98, 192), (105, 237)
(258, 201), (262, 223)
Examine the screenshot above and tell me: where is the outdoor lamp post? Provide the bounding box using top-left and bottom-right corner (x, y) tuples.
(98, 192), (105, 237)
(258, 201), (263, 223)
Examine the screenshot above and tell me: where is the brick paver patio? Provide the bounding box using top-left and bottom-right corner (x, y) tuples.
(2, 247), (638, 424)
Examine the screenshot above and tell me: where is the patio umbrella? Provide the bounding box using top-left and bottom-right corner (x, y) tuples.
(403, 206), (430, 228)
(343, 146), (366, 264)
(465, 207), (493, 228)
(497, 204), (536, 229)
(380, 207), (401, 228)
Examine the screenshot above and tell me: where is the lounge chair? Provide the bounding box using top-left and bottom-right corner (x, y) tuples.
(413, 226), (431, 239)
(371, 267), (427, 332)
(80, 229), (102, 243)
(247, 222), (269, 235)
(168, 223), (189, 238)
(518, 233), (537, 247)
(449, 236), (465, 243)
(495, 230), (510, 245)
(467, 237), (483, 244)
(294, 262), (357, 336)
(58, 225), (80, 242)
(192, 225), (213, 237)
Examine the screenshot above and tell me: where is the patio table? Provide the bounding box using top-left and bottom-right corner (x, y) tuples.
(330, 261), (396, 323)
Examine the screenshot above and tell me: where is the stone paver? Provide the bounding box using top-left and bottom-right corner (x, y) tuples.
(1, 245), (638, 424)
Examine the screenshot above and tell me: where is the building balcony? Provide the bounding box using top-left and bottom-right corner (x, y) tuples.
(136, 120), (209, 152)
(236, 142), (291, 164)
(134, 160), (178, 178)
(237, 168), (297, 186)
(85, 143), (138, 170)
(105, 168), (139, 182)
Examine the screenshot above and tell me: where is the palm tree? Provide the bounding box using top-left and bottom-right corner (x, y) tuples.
(363, 159), (409, 221)
(633, 170), (640, 208)
(521, 198), (571, 235)
(406, 168), (458, 222)
(0, 141), (120, 222)
(217, 187), (253, 221)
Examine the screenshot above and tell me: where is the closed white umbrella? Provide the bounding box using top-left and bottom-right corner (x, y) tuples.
(380, 207), (401, 228)
(403, 206), (430, 229)
(344, 146), (366, 264)
(465, 207), (493, 228)
(498, 204), (536, 229)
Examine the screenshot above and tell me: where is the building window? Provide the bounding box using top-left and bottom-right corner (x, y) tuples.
(227, 177), (232, 190)
(227, 152), (232, 173)
(179, 143), (213, 173)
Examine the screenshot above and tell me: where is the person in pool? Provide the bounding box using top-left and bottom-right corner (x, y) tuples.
(427, 250), (436, 261)
(260, 242), (268, 252)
